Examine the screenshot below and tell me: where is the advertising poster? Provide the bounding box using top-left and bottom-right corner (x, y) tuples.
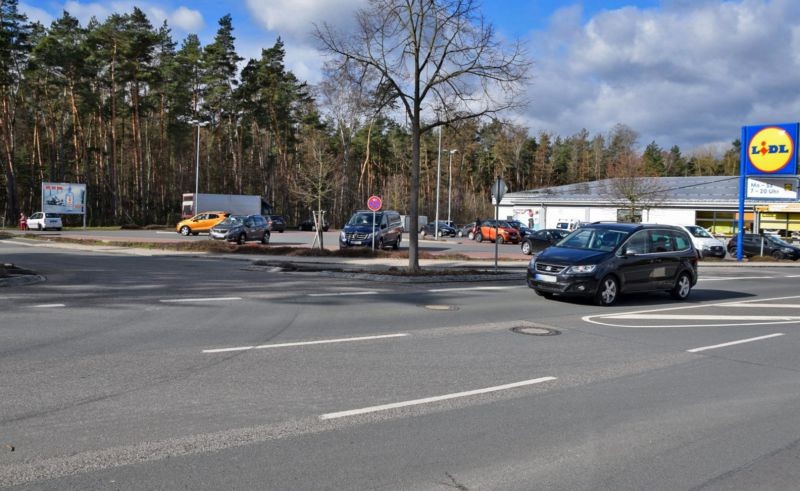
(42, 183), (86, 214)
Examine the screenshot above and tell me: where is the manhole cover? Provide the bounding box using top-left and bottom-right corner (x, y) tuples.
(510, 326), (561, 336)
(422, 304), (459, 311)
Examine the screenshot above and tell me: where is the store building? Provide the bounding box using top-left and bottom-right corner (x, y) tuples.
(498, 176), (800, 236)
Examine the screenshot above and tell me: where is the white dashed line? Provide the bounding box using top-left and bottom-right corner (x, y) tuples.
(32, 304), (65, 308)
(160, 297), (242, 303)
(698, 276), (775, 281)
(687, 333), (785, 353)
(319, 376), (557, 420)
(427, 286), (522, 293)
(308, 291), (379, 297)
(203, 333), (409, 353)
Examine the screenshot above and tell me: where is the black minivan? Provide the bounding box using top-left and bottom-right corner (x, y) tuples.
(527, 223), (698, 306)
(339, 210), (403, 249)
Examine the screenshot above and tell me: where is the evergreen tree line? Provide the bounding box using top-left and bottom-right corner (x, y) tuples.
(0, 3), (740, 227)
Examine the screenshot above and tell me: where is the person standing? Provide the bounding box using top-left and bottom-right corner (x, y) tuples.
(18, 213), (27, 230)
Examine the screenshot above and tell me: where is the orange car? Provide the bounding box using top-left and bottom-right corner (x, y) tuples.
(474, 219), (521, 244)
(176, 211), (230, 236)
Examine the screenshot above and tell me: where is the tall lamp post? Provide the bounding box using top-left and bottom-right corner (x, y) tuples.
(434, 126), (442, 238)
(188, 119), (209, 214)
(447, 149), (458, 224)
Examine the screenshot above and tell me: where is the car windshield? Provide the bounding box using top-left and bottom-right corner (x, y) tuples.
(766, 235), (792, 246)
(556, 227), (629, 252)
(685, 226), (713, 238)
(220, 215), (245, 226)
(347, 213), (380, 226)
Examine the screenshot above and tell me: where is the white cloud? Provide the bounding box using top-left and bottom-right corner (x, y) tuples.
(522, 0), (800, 151)
(244, 0), (366, 40)
(20, 2), (54, 26)
(61, 1), (203, 34)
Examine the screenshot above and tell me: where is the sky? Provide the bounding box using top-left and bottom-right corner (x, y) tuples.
(18, 0), (800, 153)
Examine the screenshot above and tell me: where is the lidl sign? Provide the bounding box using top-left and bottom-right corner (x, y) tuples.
(743, 123), (798, 175)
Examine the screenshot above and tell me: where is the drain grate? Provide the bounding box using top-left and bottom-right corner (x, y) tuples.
(510, 326), (561, 336)
(422, 304), (460, 311)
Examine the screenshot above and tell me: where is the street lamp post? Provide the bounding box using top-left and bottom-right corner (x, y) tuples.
(188, 119), (209, 214)
(434, 126), (442, 238)
(447, 149), (458, 225)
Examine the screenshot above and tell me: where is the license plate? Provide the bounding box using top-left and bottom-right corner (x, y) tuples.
(535, 273), (557, 283)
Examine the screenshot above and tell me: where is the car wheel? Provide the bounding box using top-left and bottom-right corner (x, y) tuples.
(521, 241), (532, 255)
(670, 272), (692, 300)
(534, 290), (553, 299)
(38, 224), (43, 231)
(237, 233), (246, 245)
(475, 233), (483, 242)
(437, 230), (443, 237)
(377, 238), (385, 250)
(179, 226), (191, 236)
(421, 229), (427, 237)
(393, 235), (401, 250)
(261, 231), (270, 245)
(468, 231), (474, 240)
(772, 250), (784, 260)
(496, 235), (504, 245)
(457, 231), (464, 237)
(594, 275), (619, 306)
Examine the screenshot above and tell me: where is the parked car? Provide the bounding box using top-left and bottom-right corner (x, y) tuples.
(266, 215), (286, 233)
(176, 211), (229, 236)
(520, 228), (570, 255)
(298, 217), (329, 231)
(420, 221), (457, 237)
(527, 223), (698, 306)
(339, 210), (403, 249)
(474, 220), (521, 244)
(457, 222), (477, 239)
(680, 225), (726, 258)
(505, 219), (534, 237)
(209, 214), (270, 245)
(26, 212), (62, 231)
(727, 233), (800, 260)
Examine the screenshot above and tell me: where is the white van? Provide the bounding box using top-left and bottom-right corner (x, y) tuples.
(555, 219), (581, 231)
(679, 225), (726, 258)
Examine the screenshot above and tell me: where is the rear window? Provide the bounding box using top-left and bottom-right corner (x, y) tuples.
(671, 231), (692, 251)
(45, 213), (60, 218)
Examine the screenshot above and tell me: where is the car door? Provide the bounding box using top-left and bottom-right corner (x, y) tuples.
(648, 229), (680, 288)
(617, 230), (654, 292)
(528, 230), (550, 253)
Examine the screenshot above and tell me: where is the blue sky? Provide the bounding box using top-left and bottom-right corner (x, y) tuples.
(19, 1), (800, 153)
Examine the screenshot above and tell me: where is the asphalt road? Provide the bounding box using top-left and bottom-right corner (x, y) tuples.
(2, 240), (800, 489)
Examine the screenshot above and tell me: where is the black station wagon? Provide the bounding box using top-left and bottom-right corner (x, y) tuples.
(527, 223), (698, 306)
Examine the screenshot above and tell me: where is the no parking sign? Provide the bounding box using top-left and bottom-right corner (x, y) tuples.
(367, 195), (382, 212)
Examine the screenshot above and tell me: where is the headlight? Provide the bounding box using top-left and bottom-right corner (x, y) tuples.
(340, 231), (346, 239)
(567, 264), (596, 274)
(782, 247), (793, 253)
(528, 257), (536, 269)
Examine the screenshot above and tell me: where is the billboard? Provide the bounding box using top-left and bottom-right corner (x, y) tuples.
(42, 183), (86, 214)
(742, 123), (798, 176)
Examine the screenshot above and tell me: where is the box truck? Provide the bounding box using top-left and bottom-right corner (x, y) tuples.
(181, 193), (272, 218)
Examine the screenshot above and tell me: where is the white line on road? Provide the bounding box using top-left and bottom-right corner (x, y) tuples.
(721, 303), (800, 309)
(698, 276), (775, 281)
(605, 314), (800, 321)
(203, 333), (409, 353)
(427, 286), (522, 293)
(308, 291), (379, 297)
(320, 376), (557, 420)
(687, 333), (785, 353)
(32, 303), (65, 308)
(160, 297), (242, 303)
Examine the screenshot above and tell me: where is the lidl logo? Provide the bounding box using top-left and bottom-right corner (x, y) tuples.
(748, 126), (794, 173)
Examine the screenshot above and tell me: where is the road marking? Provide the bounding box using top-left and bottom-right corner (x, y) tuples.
(160, 297), (242, 303)
(583, 295), (800, 328)
(785, 275), (800, 278)
(320, 376), (557, 420)
(32, 303), (65, 308)
(308, 291), (379, 297)
(722, 303), (800, 309)
(427, 286), (521, 293)
(687, 333), (785, 353)
(698, 276), (775, 281)
(606, 314), (800, 321)
(203, 333), (408, 353)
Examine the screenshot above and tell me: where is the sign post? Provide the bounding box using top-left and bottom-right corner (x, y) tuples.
(491, 177), (507, 273)
(367, 195), (382, 250)
(739, 123), (799, 261)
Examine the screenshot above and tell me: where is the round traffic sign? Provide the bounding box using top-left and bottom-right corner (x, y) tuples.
(367, 195), (382, 211)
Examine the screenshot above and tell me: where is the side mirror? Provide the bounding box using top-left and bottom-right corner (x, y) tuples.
(381, 223), (387, 229)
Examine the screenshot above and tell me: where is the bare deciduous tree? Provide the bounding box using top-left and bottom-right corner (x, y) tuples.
(315, 0), (529, 271)
(605, 152), (665, 223)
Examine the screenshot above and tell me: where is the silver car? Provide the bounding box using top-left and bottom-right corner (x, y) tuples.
(210, 215), (270, 245)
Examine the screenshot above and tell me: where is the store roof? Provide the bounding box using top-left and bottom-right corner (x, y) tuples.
(503, 176), (757, 207)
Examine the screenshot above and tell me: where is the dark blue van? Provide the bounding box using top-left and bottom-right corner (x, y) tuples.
(339, 210), (403, 250)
